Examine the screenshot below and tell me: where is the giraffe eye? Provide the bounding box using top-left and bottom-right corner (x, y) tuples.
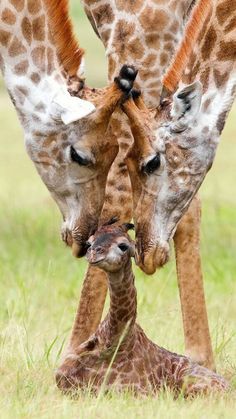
(142, 153), (161, 175)
(118, 243), (129, 252)
(70, 146), (91, 166)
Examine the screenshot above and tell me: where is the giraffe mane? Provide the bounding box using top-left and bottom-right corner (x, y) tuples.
(162, 0), (213, 93)
(44, 0), (84, 77)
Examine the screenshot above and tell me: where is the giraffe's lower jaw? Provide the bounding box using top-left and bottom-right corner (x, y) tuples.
(136, 243), (170, 275)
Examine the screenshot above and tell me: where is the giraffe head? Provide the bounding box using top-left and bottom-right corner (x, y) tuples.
(86, 218), (135, 272)
(24, 65), (138, 257)
(123, 84), (213, 273)
(0, 0), (138, 256)
(122, 0), (236, 274)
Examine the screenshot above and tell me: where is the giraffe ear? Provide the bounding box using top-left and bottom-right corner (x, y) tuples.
(171, 81), (202, 133)
(53, 89), (95, 125)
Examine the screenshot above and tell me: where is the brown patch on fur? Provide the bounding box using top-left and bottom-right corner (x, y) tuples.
(139, 69), (159, 81)
(92, 4), (114, 28)
(127, 39), (145, 60)
(51, 146), (60, 157)
(225, 16), (236, 33)
(27, 0), (41, 14)
(0, 30), (12, 47)
(16, 86), (29, 96)
(163, 0), (213, 92)
(47, 47), (55, 75)
(108, 56), (117, 79)
(213, 69), (229, 89)
(142, 54), (157, 68)
(30, 72), (41, 84)
(164, 33), (174, 42)
(43, 135), (57, 147)
(202, 98), (211, 112)
(145, 33), (160, 50)
(170, 20), (179, 33)
(147, 80), (160, 89)
(202, 126), (210, 134)
(44, 0), (84, 76)
(216, 0), (236, 25)
(149, 90), (161, 100)
(32, 15), (45, 41)
(216, 110), (228, 134)
(9, 37), (27, 57)
(2, 8), (16, 25)
(14, 60), (29, 75)
(35, 102), (46, 113)
(21, 17), (32, 45)
(10, 0), (24, 12)
(100, 29), (111, 47)
(140, 7), (168, 32)
(38, 151), (50, 159)
(116, 0), (143, 13)
(200, 67), (210, 90)
(160, 52), (168, 67)
(32, 46), (46, 71)
(217, 41), (236, 61)
(113, 20), (135, 59)
(201, 26), (217, 61)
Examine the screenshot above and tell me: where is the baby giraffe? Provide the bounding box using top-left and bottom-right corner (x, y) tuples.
(56, 220), (228, 397)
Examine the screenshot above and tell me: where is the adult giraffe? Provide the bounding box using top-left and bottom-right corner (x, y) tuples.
(59, 0), (214, 377)
(0, 1), (137, 254)
(121, 0), (236, 334)
(122, 0), (236, 270)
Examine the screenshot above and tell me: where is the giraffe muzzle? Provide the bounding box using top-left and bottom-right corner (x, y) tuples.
(136, 241), (170, 275)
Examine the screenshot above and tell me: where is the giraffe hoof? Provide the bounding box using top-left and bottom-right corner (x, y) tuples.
(119, 65), (138, 81)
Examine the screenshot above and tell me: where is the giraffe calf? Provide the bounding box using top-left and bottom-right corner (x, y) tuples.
(56, 220), (228, 397)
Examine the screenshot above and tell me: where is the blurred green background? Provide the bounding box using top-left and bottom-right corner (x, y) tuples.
(0, 2), (235, 418)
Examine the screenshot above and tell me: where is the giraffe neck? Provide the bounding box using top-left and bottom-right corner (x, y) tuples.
(182, 0), (236, 134)
(0, 0), (82, 133)
(82, 0), (195, 107)
(99, 259), (137, 349)
(162, 1), (236, 135)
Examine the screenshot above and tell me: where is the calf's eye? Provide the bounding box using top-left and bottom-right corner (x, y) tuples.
(118, 243), (129, 252)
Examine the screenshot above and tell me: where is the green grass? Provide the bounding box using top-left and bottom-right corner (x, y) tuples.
(0, 3), (236, 418)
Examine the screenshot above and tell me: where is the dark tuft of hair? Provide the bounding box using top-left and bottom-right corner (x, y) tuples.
(122, 223), (135, 232)
(131, 89), (141, 100)
(102, 216), (119, 227)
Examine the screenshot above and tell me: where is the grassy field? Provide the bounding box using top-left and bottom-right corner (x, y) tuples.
(0, 2), (236, 418)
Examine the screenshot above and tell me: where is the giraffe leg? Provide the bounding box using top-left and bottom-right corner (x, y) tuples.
(56, 266), (107, 392)
(181, 362), (229, 398)
(68, 265), (108, 349)
(173, 195), (215, 371)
